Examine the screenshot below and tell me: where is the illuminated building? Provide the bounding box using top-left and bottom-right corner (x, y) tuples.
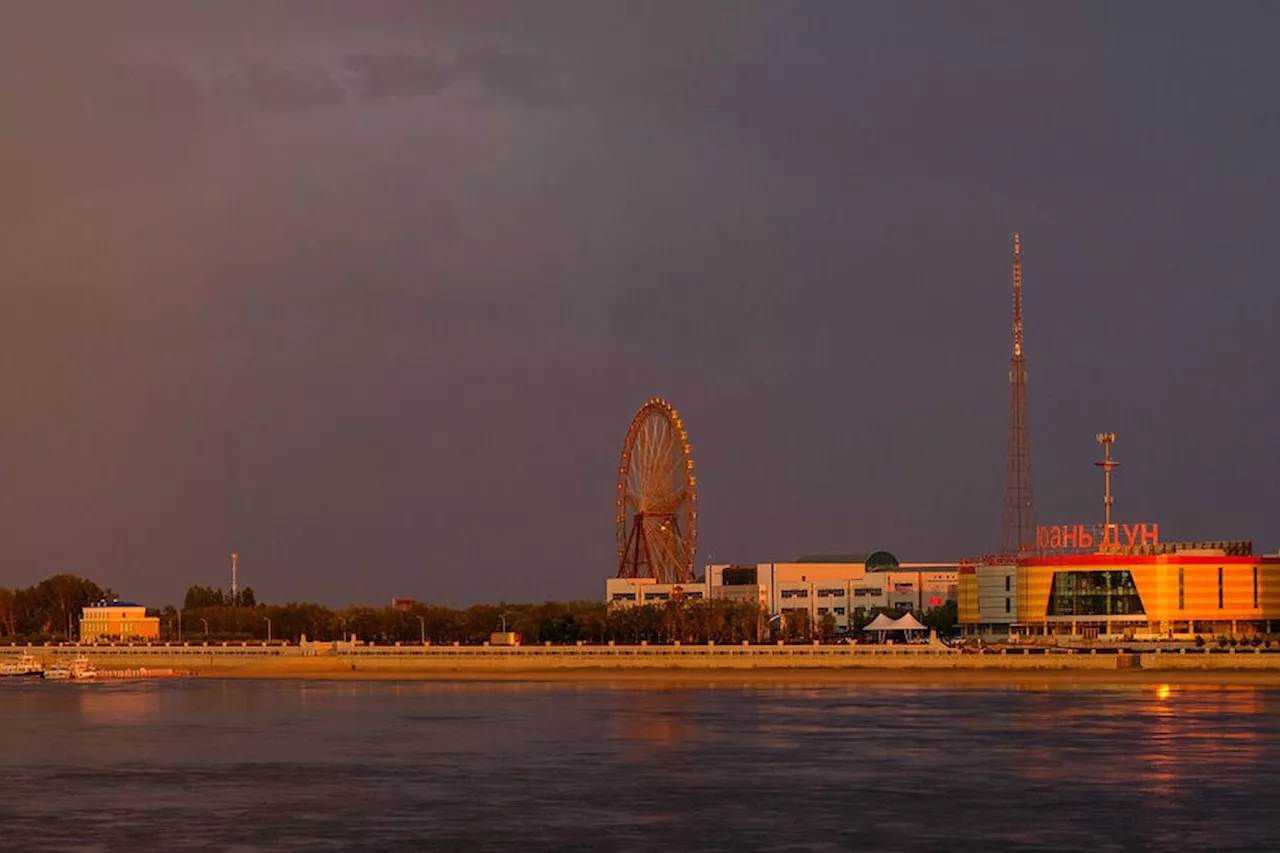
(606, 577), (709, 605)
(706, 557), (957, 633)
(79, 601), (161, 643)
(959, 524), (1280, 638)
(605, 555), (958, 633)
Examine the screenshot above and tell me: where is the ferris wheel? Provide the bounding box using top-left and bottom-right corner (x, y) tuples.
(616, 398), (698, 585)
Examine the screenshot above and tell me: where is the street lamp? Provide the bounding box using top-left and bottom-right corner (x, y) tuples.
(200, 618), (209, 636)
(264, 616), (273, 643)
(417, 615), (426, 645)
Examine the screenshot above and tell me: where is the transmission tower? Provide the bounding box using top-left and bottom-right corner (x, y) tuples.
(1002, 233), (1035, 555)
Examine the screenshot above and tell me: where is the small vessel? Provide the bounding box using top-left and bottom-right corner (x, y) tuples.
(0, 654), (44, 677)
(42, 664), (71, 681)
(69, 656), (97, 680)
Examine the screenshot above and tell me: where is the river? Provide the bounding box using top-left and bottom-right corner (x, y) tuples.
(0, 679), (1275, 851)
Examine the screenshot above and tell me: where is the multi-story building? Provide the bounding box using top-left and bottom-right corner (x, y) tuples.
(704, 558), (958, 633)
(79, 601), (160, 643)
(959, 526), (1280, 639)
(605, 577), (709, 606)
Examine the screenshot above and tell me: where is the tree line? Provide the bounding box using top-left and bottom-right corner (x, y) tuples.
(0, 574), (957, 645)
(0, 575), (112, 640)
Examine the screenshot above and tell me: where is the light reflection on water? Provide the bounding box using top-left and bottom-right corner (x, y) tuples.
(0, 680), (1275, 851)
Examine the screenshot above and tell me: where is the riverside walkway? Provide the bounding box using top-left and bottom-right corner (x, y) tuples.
(6, 642), (1280, 675)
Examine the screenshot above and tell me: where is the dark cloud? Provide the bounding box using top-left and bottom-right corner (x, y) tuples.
(207, 61), (348, 113)
(458, 48), (562, 106)
(342, 54), (460, 101)
(0, 2), (1277, 608)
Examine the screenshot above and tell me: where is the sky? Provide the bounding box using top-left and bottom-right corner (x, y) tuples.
(1, 2), (1277, 608)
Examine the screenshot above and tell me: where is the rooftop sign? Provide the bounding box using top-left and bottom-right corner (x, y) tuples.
(1035, 523), (1159, 554)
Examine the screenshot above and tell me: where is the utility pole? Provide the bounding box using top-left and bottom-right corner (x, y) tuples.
(1095, 433), (1119, 527)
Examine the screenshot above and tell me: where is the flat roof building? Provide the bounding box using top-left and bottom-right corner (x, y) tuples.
(80, 601), (160, 644)
(960, 526), (1280, 639)
(706, 559), (958, 633)
(605, 557), (958, 633)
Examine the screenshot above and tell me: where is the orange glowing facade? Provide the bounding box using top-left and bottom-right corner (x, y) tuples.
(960, 539), (1280, 637)
(80, 602), (160, 643)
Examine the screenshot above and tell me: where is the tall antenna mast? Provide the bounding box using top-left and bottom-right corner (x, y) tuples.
(231, 552), (239, 606)
(1002, 233), (1036, 554)
(1095, 433), (1118, 527)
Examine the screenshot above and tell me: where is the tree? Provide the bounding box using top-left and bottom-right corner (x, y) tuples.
(922, 600), (958, 634)
(183, 585), (226, 610)
(0, 588), (16, 637)
(783, 609), (811, 643)
(817, 611), (837, 643)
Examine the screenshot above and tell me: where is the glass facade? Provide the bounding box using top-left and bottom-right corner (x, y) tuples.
(1046, 570), (1145, 617)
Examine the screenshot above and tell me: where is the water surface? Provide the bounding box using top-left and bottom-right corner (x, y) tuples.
(0, 679), (1274, 851)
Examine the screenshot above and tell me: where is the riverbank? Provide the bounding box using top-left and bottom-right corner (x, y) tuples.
(9, 644), (1280, 685)
(201, 660), (1280, 687)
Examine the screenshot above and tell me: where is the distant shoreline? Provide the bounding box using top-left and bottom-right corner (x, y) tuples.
(10, 644), (1280, 686)
(203, 663), (1280, 688)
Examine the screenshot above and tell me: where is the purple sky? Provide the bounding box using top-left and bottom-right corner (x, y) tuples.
(1, 2), (1277, 608)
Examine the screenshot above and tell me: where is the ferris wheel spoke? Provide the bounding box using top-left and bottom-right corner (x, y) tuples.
(652, 526), (686, 583)
(642, 518), (675, 582)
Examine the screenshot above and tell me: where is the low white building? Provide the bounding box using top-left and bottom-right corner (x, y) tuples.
(606, 577), (709, 606)
(606, 558), (958, 634)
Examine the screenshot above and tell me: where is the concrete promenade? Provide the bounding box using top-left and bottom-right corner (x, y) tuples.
(8, 642), (1280, 679)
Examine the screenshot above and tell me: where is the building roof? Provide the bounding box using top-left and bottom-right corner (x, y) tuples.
(86, 601), (142, 609)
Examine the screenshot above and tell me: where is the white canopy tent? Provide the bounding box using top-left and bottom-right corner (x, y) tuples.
(864, 613), (900, 632)
(864, 611), (929, 643)
(893, 612), (927, 632)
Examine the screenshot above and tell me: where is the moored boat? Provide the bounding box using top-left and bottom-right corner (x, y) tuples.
(0, 654), (44, 677)
(69, 656), (97, 680)
(42, 664), (71, 681)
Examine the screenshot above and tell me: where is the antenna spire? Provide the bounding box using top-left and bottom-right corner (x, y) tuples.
(1002, 233), (1035, 555)
(1012, 232), (1023, 358)
(1095, 433), (1119, 528)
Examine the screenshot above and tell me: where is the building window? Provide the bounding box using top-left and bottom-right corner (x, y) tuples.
(1254, 566), (1259, 609)
(1046, 570), (1146, 617)
(1005, 597), (1011, 613)
(1218, 567), (1224, 609)
(1005, 575), (1011, 592)
(834, 607), (846, 615)
(1178, 567), (1185, 610)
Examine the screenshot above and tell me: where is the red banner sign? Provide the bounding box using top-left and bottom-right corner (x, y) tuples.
(1034, 523), (1159, 553)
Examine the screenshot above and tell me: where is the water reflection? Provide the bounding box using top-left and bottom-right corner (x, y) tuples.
(79, 685), (160, 724)
(0, 681), (1277, 851)
(613, 688), (702, 749)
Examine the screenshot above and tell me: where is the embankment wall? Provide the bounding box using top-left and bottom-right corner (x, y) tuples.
(8, 643), (1280, 676)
